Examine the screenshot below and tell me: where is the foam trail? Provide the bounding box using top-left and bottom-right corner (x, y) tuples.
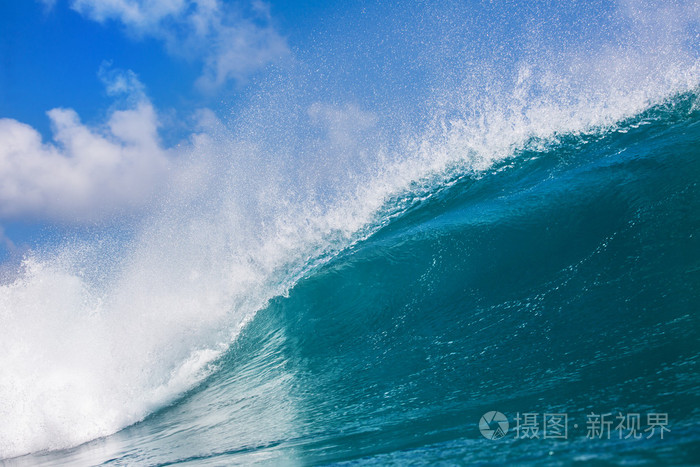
(0, 0), (698, 459)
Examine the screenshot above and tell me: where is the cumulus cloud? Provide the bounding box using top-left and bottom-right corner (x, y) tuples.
(0, 69), (171, 222)
(69, 0), (289, 89)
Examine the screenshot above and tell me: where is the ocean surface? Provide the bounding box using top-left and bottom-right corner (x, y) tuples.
(1, 86), (698, 465)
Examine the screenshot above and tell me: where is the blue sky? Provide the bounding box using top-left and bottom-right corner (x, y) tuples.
(0, 0), (697, 262)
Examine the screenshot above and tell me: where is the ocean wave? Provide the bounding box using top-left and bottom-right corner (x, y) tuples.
(1, 70), (698, 464)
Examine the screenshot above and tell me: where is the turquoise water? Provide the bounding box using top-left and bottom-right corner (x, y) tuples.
(6, 90), (698, 465)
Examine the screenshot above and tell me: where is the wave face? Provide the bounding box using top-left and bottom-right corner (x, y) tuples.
(5, 88), (699, 465)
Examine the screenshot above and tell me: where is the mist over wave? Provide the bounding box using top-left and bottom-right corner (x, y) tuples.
(0, 0), (698, 461)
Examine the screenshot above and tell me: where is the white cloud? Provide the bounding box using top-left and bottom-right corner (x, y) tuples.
(308, 102), (378, 147)
(69, 0), (289, 89)
(196, 20), (288, 90)
(98, 63), (147, 98)
(71, 0), (185, 27)
(0, 69), (171, 222)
